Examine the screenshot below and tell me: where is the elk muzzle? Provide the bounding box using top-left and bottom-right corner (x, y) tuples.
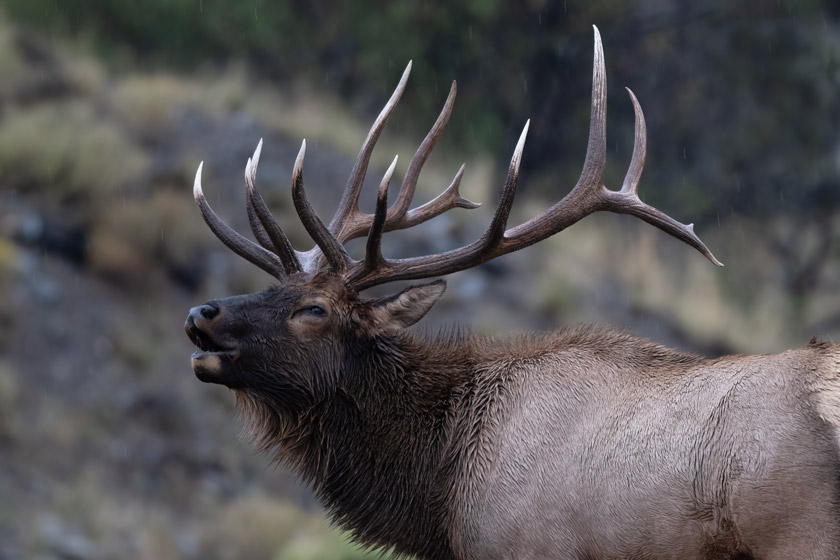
(185, 303), (240, 385)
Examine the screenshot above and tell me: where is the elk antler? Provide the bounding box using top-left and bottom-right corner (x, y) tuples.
(193, 25), (721, 289)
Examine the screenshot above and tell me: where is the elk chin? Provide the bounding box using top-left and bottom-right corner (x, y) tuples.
(191, 349), (240, 386)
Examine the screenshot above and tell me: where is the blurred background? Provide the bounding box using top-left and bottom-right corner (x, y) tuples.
(1, 0), (840, 558)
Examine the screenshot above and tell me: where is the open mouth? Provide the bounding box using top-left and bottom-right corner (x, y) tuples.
(186, 324), (232, 355)
(185, 319), (239, 384)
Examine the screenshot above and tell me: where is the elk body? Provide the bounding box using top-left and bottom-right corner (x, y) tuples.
(185, 28), (840, 559)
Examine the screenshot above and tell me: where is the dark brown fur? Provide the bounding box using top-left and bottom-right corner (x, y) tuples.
(186, 272), (840, 559)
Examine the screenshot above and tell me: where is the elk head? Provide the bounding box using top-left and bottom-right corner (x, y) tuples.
(185, 26), (720, 402)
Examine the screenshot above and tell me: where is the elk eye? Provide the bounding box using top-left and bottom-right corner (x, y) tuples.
(292, 303), (328, 321)
(303, 305), (326, 317)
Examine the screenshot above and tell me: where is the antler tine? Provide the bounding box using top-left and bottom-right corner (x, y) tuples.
(385, 80), (458, 229)
(244, 140), (304, 275)
(328, 61), (412, 242)
(193, 162), (285, 278)
(291, 140), (351, 273)
(244, 143), (274, 252)
(620, 88), (646, 195)
(362, 155), (399, 272)
(336, 161), (480, 242)
(578, 25), (608, 196)
(400, 163), (479, 229)
(481, 121), (530, 248)
(599, 88), (724, 266)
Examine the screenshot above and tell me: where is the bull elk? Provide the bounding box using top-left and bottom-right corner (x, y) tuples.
(185, 27), (840, 559)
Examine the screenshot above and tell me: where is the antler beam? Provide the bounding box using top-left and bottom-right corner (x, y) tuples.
(194, 25), (721, 290)
(343, 26), (721, 290)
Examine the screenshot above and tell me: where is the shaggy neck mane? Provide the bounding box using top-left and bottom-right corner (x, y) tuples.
(236, 329), (476, 558)
(233, 325), (703, 557)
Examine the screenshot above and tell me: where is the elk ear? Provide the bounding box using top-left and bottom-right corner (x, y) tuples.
(372, 280), (446, 330)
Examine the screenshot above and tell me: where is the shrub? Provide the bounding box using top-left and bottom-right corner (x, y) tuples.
(0, 100), (148, 204)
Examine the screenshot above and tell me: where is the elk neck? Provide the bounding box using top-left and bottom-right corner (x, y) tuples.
(239, 328), (480, 558)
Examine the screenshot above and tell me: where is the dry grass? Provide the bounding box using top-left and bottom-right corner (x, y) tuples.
(87, 189), (211, 283)
(111, 68), (250, 139)
(0, 100), (148, 201)
(533, 213), (840, 354)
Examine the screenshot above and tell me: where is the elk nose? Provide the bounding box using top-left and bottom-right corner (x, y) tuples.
(186, 303), (220, 330)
